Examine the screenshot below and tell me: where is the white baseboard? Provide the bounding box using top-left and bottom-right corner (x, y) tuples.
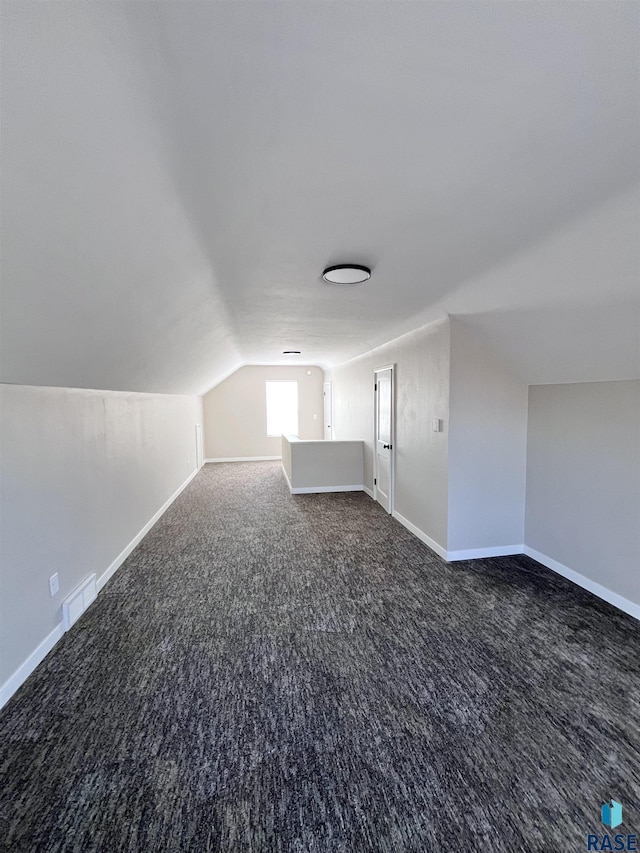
(205, 456), (281, 463)
(0, 622), (64, 711)
(363, 486), (375, 499)
(281, 463), (292, 491)
(390, 515), (639, 620)
(390, 514), (524, 565)
(291, 484), (364, 494)
(4, 471), (636, 714)
(0, 466), (201, 712)
(281, 463), (364, 495)
(447, 544), (525, 562)
(522, 545), (640, 620)
(392, 510), (448, 561)
(96, 467), (199, 592)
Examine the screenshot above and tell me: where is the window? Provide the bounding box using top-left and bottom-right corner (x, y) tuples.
(266, 380), (298, 437)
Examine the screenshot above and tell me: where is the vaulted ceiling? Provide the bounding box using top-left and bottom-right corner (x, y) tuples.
(1, 2), (638, 394)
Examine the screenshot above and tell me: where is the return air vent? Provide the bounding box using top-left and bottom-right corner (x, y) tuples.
(62, 574), (97, 630)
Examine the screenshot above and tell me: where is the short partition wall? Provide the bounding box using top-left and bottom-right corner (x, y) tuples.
(281, 435), (364, 494)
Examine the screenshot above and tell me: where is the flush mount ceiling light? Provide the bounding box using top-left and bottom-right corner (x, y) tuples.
(322, 264), (371, 285)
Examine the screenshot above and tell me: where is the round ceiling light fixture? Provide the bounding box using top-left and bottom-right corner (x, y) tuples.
(322, 264), (371, 285)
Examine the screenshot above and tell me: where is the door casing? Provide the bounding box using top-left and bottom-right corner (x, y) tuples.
(323, 381), (333, 440)
(195, 423), (204, 469)
(373, 364), (395, 514)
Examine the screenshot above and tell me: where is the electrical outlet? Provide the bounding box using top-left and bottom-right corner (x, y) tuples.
(187, 459), (190, 469)
(49, 573), (59, 597)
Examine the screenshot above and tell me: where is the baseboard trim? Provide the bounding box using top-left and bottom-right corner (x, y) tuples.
(522, 545), (640, 620)
(447, 544), (525, 562)
(205, 456), (281, 463)
(291, 484), (364, 494)
(96, 467), (199, 592)
(0, 466), (201, 712)
(281, 463), (364, 495)
(0, 622), (64, 711)
(363, 486), (375, 499)
(391, 513), (522, 564)
(281, 464), (293, 491)
(389, 517), (639, 619)
(392, 510), (448, 561)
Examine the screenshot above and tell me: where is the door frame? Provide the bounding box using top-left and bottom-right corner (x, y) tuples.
(323, 381), (333, 440)
(195, 423), (204, 469)
(373, 364), (395, 514)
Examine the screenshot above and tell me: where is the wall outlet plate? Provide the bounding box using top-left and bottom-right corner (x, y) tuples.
(49, 573), (59, 597)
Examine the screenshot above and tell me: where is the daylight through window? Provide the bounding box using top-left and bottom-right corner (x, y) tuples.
(266, 380), (298, 437)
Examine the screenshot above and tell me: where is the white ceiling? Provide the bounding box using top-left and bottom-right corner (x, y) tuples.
(1, 2), (638, 394)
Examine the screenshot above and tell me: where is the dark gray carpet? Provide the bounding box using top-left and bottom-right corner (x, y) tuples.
(1, 461), (638, 852)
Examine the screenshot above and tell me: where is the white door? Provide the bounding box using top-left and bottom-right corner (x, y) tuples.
(195, 424), (204, 468)
(323, 381), (333, 440)
(374, 367), (394, 513)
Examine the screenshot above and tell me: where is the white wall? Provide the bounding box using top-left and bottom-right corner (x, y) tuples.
(0, 384), (203, 693)
(525, 380), (640, 608)
(327, 317), (529, 558)
(447, 319), (528, 555)
(202, 365), (324, 459)
(326, 319), (451, 550)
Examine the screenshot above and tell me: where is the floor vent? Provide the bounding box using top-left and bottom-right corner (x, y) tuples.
(62, 574), (97, 630)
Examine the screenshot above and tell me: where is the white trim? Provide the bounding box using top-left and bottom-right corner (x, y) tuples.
(0, 622), (64, 711)
(205, 456), (281, 463)
(373, 364), (395, 515)
(522, 546), (640, 620)
(281, 462), (362, 494)
(323, 380), (333, 441)
(392, 510), (448, 561)
(0, 466), (202, 710)
(96, 467), (199, 592)
(291, 484), (364, 494)
(363, 485), (375, 499)
(281, 463), (293, 491)
(447, 544), (525, 562)
(195, 423), (204, 469)
(390, 514), (525, 563)
(383, 512), (639, 619)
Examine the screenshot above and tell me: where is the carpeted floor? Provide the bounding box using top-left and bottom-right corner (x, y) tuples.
(0, 461), (638, 852)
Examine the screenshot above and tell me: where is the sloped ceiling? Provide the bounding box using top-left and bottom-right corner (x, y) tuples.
(1, 2), (638, 394)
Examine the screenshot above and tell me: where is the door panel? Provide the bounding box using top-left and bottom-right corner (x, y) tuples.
(323, 381), (333, 440)
(195, 423), (204, 468)
(375, 368), (393, 513)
